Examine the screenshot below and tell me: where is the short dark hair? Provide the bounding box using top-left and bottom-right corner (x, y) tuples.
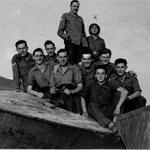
(33, 48), (44, 56)
(115, 58), (127, 66)
(44, 40), (55, 47)
(89, 23), (100, 35)
(95, 65), (107, 74)
(15, 40), (28, 48)
(99, 48), (112, 56)
(57, 48), (68, 56)
(82, 48), (94, 58)
(70, 0), (79, 6)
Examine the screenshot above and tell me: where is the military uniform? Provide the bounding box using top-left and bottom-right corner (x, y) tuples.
(110, 72), (146, 113)
(27, 63), (53, 97)
(57, 12), (88, 64)
(11, 52), (35, 92)
(50, 64), (83, 114)
(44, 53), (57, 66)
(78, 63), (96, 86)
(95, 62), (117, 79)
(82, 79), (121, 127)
(86, 36), (106, 62)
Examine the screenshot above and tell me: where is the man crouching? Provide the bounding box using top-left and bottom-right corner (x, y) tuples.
(82, 65), (128, 133)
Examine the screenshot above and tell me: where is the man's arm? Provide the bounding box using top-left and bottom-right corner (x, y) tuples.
(64, 83), (83, 95)
(128, 91), (141, 100)
(114, 87), (128, 116)
(27, 85), (44, 98)
(57, 14), (68, 40)
(11, 57), (21, 91)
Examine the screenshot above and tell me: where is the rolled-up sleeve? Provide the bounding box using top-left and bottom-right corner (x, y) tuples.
(132, 77), (142, 92)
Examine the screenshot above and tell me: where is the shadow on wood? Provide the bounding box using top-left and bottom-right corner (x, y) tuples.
(0, 90), (125, 149)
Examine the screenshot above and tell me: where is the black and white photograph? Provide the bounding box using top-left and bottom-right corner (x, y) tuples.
(0, 0), (149, 148)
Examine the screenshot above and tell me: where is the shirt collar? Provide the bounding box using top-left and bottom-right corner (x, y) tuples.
(32, 62), (48, 71)
(54, 63), (74, 73)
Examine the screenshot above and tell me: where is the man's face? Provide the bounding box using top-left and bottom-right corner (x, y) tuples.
(16, 43), (28, 56)
(70, 2), (79, 15)
(45, 44), (55, 57)
(116, 63), (127, 77)
(90, 25), (99, 35)
(82, 54), (93, 68)
(57, 52), (68, 66)
(33, 51), (44, 65)
(95, 68), (107, 83)
(99, 53), (111, 65)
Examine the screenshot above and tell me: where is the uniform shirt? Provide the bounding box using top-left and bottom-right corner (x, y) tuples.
(95, 62), (117, 79)
(82, 79), (121, 106)
(87, 36), (105, 61)
(11, 52), (35, 90)
(57, 12), (87, 46)
(27, 63), (53, 88)
(50, 64), (82, 88)
(78, 62), (96, 85)
(44, 53), (57, 66)
(109, 72), (142, 96)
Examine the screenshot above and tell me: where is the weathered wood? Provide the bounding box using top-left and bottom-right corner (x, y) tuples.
(0, 90), (125, 148)
(0, 90), (110, 133)
(116, 105), (150, 149)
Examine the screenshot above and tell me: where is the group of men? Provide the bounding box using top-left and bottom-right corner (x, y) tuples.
(11, 0), (146, 133)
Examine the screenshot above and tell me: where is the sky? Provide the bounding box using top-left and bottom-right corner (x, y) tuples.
(0, 0), (150, 103)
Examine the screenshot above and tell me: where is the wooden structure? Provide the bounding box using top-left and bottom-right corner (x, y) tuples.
(0, 90), (124, 149)
(116, 105), (150, 149)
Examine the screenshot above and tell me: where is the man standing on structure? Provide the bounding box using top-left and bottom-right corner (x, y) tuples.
(57, 0), (88, 65)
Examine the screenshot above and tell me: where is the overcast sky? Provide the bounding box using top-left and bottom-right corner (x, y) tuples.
(0, 0), (150, 103)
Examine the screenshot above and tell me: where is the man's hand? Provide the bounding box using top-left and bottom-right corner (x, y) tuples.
(14, 88), (21, 92)
(82, 112), (88, 118)
(63, 88), (71, 95)
(128, 70), (137, 78)
(36, 92), (44, 98)
(50, 87), (56, 94)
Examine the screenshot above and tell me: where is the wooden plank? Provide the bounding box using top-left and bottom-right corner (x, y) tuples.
(116, 105), (150, 149)
(0, 90), (125, 148)
(0, 111), (125, 149)
(0, 90), (110, 134)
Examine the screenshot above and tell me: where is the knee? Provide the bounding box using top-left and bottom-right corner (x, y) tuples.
(136, 96), (147, 106)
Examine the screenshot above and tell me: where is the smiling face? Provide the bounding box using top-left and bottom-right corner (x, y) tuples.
(116, 63), (127, 77)
(57, 51), (68, 66)
(16, 43), (28, 56)
(33, 51), (44, 65)
(95, 68), (107, 83)
(45, 44), (55, 57)
(99, 53), (111, 65)
(70, 1), (80, 15)
(82, 54), (93, 68)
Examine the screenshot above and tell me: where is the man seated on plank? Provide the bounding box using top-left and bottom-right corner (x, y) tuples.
(44, 40), (57, 65)
(78, 49), (96, 86)
(96, 48), (137, 80)
(11, 40), (35, 92)
(27, 48), (53, 98)
(50, 48), (83, 114)
(110, 58), (146, 113)
(82, 65), (128, 133)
